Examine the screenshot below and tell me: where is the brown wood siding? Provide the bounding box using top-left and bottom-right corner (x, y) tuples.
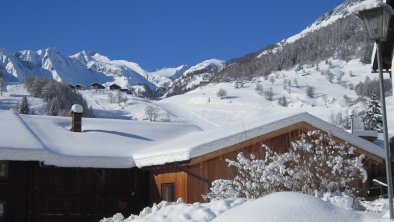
(0, 161), (34, 222)
(149, 169), (188, 204)
(186, 129), (302, 203)
(0, 161), (149, 222)
(184, 125), (384, 203)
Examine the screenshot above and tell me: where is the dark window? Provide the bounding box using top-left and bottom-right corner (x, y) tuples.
(0, 201), (5, 218)
(0, 162), (7, 179)
(161, 183), (175, 202)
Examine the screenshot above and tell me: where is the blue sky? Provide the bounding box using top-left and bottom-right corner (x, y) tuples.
(2, 0), (344, 70)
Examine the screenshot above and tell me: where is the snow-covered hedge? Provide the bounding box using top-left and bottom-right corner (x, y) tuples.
(203, 130), (367, 201)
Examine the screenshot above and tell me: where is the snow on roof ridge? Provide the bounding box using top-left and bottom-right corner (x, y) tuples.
(134, 112), (384, 168)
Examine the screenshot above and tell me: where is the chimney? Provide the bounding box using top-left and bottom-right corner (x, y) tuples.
(71, 104), (83, 132)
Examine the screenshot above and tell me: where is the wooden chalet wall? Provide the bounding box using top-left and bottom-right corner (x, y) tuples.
(186, 127), (302, 203)
(149, 123), (386, 204)
(0, 161), (33, 222)
(0, 161), (149, 222)
(149, 169), (188, 203)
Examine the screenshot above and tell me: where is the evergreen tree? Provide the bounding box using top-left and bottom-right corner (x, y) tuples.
(18, 96), (29, 114)
(362, 92), (383, 132)
(0, 67), (6, 96)
(47, 97), (59, 116)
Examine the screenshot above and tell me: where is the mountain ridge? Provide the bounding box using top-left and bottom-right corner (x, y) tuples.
(0, 48), (224, 95)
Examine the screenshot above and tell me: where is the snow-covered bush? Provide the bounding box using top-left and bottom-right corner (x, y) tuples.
(306, 85), (315, 98)
(203, 130), (367, 201)
(278, 96), (288, 107)
(217, 88), (227, 99)
(16, 95), (30, 114)
(264, 88), (273, 101)
(255, 83), (263, 96)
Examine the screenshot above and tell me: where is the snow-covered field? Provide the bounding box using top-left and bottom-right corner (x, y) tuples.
(2, 58), (393, 135)
(101, 192), (390, 222)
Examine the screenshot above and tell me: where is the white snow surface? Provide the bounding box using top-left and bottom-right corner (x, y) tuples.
(212, 192), (380, 222)
(0, 110), (201, 168)
(71, 104), (83, 113)
(102, 192), (384, 222)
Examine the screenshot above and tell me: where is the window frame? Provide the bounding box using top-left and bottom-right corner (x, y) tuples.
(161, 183), (175, 202)
(0, 161), (8, 179)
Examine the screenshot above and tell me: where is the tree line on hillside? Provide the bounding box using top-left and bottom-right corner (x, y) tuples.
(166, 64), (220, 97)
(21, 76), (93, 117)
(213, 15), (373, 81)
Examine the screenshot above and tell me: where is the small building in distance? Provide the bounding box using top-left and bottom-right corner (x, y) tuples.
(68, 84), (76, 90)
(109, 84), (121, 91)
(90, 82), (105, 90)
(75, 84), (85, 90)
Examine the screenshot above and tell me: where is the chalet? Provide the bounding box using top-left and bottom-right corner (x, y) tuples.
(0, 110), (200, 222)
(0, 110), (388, 221)
(109, 84), (121, 91)
(89, 82), (105, 90)
(140, 113), (387, 203)
(75, 84), (85, 91)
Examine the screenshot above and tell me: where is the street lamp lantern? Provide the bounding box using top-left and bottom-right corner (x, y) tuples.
(357, 5), (393, 41)
(352, 0), (394, 220)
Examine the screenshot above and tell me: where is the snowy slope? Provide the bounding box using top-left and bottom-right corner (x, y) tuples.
(258, 0), (362, 57)
(166, 59), (225, 96)
(160, 58), (394, 134)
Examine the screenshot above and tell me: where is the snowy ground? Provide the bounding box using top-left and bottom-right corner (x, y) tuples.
(101, 192), (390, 222)
(160, 59), (394, 134)
(2, 58), (392, 135)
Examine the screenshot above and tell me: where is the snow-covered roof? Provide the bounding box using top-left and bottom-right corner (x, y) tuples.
(133, 112), (385, 167)
(71, 104), (83, 113)
(0, 111), (384, 168)
(0, 110), (201, 168)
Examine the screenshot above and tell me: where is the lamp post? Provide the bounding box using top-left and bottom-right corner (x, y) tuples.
(353, 1), (394, 219)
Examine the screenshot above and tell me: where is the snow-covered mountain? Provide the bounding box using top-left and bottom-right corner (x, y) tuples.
(215, 0), (370, 82)
(166, 59), (225, 97)
(0, 47), (225, 97)
(258, 0), (362, 57)
(71, 50), (156, 89)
